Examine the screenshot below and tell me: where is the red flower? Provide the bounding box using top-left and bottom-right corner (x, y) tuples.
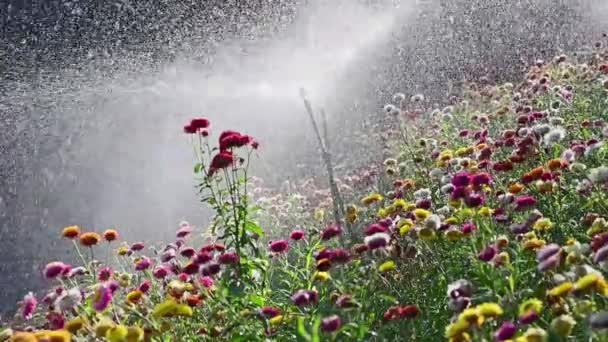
(321, 224), (342, 240)
(218, 252), (240, 265)
(289, 229), (305, 241)
(190, 118), (210, 129)
(383, 305), (420, 321)
(269, 240), (289, 254)
(183, 125), (197, 134)
(208, 151), (234, 176)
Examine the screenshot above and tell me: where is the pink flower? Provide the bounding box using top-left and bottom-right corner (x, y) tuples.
(160, 248), (176, 262)
(269, 240), (289, 254)
(200, 276), (214, 288)
(22, 292), (37, 320)
(43, 262), (67, 279)
(92, 284), (113, 311)
(478, 245), (497, 262)
(290, 229), (305, 241)
(98, 267), (113, 281)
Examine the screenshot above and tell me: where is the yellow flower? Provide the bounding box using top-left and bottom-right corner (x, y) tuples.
(449, 200), (462, 209)
(445, 229), (463, 241)
(346, 204), (358, 215)
(117, 245), (129, 256)
(65, 317), (87, 334)
(11, 332), (38, 342)
(393, 199), (408, 212)
(398, 219), (414, 235)
(269, 315), (284, 326)
(125, 326), (145, 342)
(106, 325), (128, 342)
(477, 302), (503, 319)
(459, 308), (483, 327)
(533, 218), (554, 232)
(346, 213), (358, 224)
(548, 282), (573, 299)
(413, 209), (431, 220)
(523, 238), (546, 251)
(445, 319), (470, 339)
(439, 150), (454, 161)
(477, 207), (494, 217)
(314, 209), (325, 222)
(361, 193), (384, 206)
(313, 271), (331, 282)
(495, 251), (510, 265)
(574, 273), (601, 292)
(551, 315), (576, 337)
(522, 327), (548, 342)
(456, 208), (474, 220)
(94, 316), (115, 338)
(126, 290), (144, 304)
(152, 299), (193, 318)
(379, 261), (396, 273)
(377, 208), (389, 219)
(418, 228), (436, 241)
(519, 298), (543, 316)
(405, 203), (418, 211)
(444, 217), (459, 225)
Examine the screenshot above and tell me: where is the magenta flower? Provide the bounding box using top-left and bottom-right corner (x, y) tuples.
(92, 284), (113, 311)
(261, 306), (281, 318)
(269, 240), (290, 254)
(330, 249), (352, 264)
(160, 248), (176, 262)
(43, 262), (67, 279)
(66, 266), (87, 278)
(179, 247), (196, 259)
(515, 196), (537, 211)
(290, 229), (305, 241)
(321, 315), (342, 333)
(98, 267), (113, 281)
(135, 257), (152, 271)
(478, 245), (498, 262)
(46, 311), (65, 330)
(461, 222), (476, 235)
(139, 280), (152, 293)
(21, 292), (37, 320)
(364, 232), (390, 250)
(494, 321), (517, 341)
(321, 224), (342, 240)
(472, 172), (492, 187)
(196, 251), (213, 264)
(153, 266), (170, 279)
(201, 262), (221, 277)
(465, 193), (484, 207)
(218, 252), (240, 265)
(130, 242), (145, 251)
(452, 172), (472, 187)
(364, 224), (388, 236)
(519, 310), (539, 324)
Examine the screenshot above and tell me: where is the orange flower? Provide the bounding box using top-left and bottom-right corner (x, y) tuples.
(508, 183), (525, 194)
(62, 225), (81, 239)
(547, 159), (565, 171)
(527, 166), (544, 180)
(103, 229), (119, 242)
(79, 232), (101, 247)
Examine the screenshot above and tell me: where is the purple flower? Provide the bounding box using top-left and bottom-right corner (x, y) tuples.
(135, 257), (152, 271)
(472, 172), (492, 187)
(200, 276), (214, 288)
(494, 321), (517, 341)
(364, 224), (388, 236)
(330, 249), (352, 264)
(538, 253), (561, 272)
(180, 247), (196, 259)
(537, 244), (560, 262)
(260, 306), (281, 318)
(93, 284), (113, 311)
(43, 262), (67, 279)
(176, 223), (193, 238)
(461, 222), (476, 235)
(201, 262), (221, 277)
(452, 172), (472, 187)
(519, 311), (539, 324)
(465, 193), (484, 207)
(22, 292), (37, 320)
(160, 248), (176, 262)
(478, 245), (498, 262)
(321, 315), (342, 333)
(451, 186), (470, 200)
(291, 290), (319, 307)
(46, 311), (65, 330)
(153, 266), (170, 279)
(321, 224), (342, 240)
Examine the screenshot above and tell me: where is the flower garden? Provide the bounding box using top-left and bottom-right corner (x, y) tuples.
(3, 45), (608, 341)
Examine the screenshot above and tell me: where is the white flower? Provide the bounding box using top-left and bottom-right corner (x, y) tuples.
(410, 93), (425, 102)
(424, 215), (442, 231)
(414, 188), (431, 200)
(589, 166), (608, 184)
(429, 168), (444, 179)
(441, 184), (455, 194)
(561, 149), (576, 162)
(436, 206), (451, 216)
(543, 127), (566, 145)
(549, 117), (565, 126)
(383, 104), (399, 115)
(364, 232), (391, 248)
(533, 124), (551, 135)
(55, 287), (82, 312)
(518, 127), (531, 137)
(585, 141), (603, 156)
(441, 113), (454, 122)
(392, 92), (406, 103)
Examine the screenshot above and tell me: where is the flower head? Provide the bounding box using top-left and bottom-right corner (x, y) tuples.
(93, 284), (113, 311)
(21, 292), (37, 320)
(290, 229), (305, 241)
(321, 315), (342, 333)
(79, 232), (101, 247)
(62, 225), (80, 239)
(103, 229), (119, 242)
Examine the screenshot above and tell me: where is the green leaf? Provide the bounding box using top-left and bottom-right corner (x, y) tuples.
(245, 221), (265, 237)
(194, 163), (202, 174)
(249, 294), (266, 307)
(297, 317), (312, 342)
